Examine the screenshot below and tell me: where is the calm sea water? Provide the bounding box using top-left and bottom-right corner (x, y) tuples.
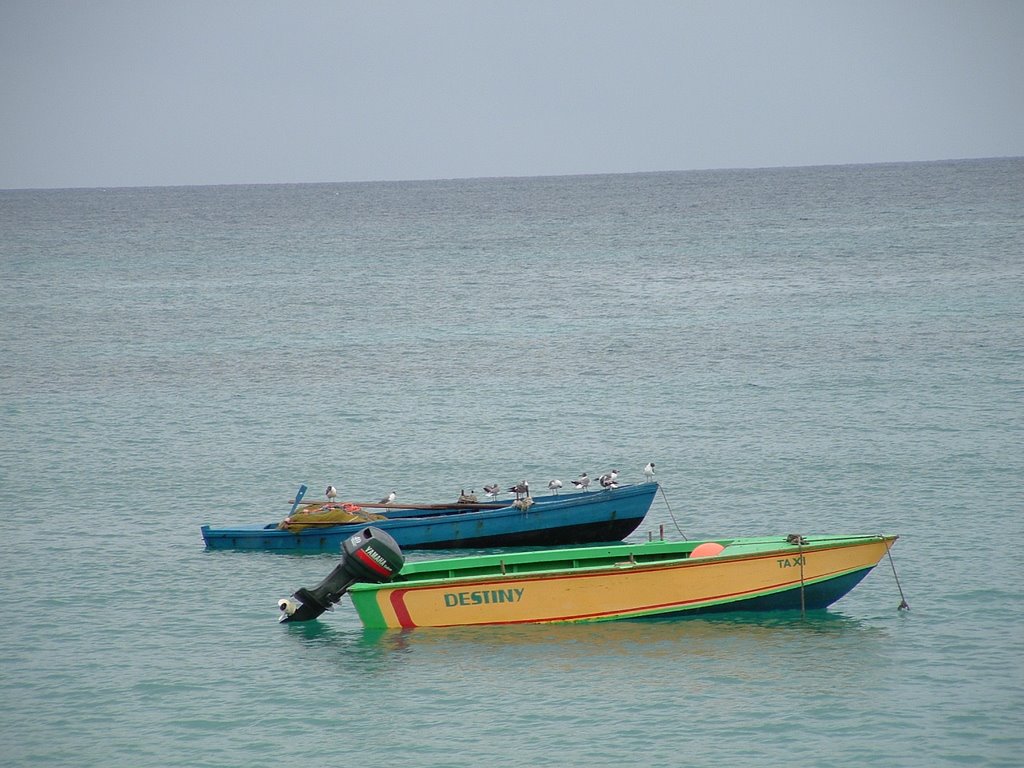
(2, 158), (1022, 767)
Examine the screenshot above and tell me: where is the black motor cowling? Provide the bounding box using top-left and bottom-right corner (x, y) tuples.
(278, 527), (404, 623)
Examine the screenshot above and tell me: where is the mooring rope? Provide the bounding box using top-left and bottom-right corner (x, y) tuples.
(659, 486), (687, 539)
(785, 534), (809, 619)
(797, 536), (806, 619)
(885, 541), (911, 611)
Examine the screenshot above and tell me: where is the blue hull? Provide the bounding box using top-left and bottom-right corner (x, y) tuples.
(201, 482), (659, 552)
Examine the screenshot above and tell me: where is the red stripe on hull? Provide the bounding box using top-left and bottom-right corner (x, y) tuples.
(389, 589), (417, 628)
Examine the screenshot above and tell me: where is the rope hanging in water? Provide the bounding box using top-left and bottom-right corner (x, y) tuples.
(885, 541), (911, 611)
(659, 486), (687, 540)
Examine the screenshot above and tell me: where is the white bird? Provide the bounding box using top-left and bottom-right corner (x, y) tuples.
(547, 479), (563, 494)
(379, 491), (396, 505)
(508, 480), (530, 499)
(483, 484), (500, 499)
(643, 462), (656, 481)
(599, 469), (619, 489)
(571, 473), (590, 491)
(325, 485), (338, 503)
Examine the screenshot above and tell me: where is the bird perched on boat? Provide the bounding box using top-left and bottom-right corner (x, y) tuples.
(547, 479), (563, 494)
(378, 491), (396, 505)
(643, 462), (655, 481)
(508, 480), (530, 499)
(325, 485), (338, 503)
(571, 473), (590, 491)
(599, 470), (619, 489)
(483, 483), (500, 500)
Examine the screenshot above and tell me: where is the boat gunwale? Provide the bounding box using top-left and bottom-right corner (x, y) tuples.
(349, 534), (899, 593)
(202, 482), (659, 536)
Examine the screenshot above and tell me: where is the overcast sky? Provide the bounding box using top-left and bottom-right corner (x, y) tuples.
(1, 1), (1022, 189)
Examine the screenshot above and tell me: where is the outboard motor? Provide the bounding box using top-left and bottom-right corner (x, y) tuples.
(278, 527), (404, 623)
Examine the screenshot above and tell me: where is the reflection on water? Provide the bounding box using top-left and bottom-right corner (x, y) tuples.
(267, 609), (899, 703)
(282, 608), (885, 654)
(277, 618), (405, 678)
(326, 610), (892, 678)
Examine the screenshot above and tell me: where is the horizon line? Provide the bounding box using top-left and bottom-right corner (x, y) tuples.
(2, 154), (1020, 194)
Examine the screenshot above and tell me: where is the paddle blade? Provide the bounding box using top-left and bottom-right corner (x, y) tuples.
(288, 484), (308, 517)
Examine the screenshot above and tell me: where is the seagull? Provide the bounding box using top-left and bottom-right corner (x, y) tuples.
(508, 480), (530, 499)
(599, 469), (619, 489)
(483, 484), (501, 500)
(547, 479), (563, 494)
(643, 462), (656, 481)
(378, 491), (396, 505)
(325, 485), (338, 503)
(571, 473), (590, 491)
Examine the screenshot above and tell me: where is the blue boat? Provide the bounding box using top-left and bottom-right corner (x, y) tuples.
(201, 482), (659, 552)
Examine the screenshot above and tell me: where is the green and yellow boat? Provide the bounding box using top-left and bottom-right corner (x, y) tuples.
(278, 528), (900, 628)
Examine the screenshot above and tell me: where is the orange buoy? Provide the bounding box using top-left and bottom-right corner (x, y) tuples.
(690, 542), (725, 558)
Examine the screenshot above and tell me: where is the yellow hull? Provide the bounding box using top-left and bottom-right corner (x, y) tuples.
(348, 535), (896, 629)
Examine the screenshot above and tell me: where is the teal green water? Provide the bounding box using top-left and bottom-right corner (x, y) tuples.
(2, 159), (1022, 766)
